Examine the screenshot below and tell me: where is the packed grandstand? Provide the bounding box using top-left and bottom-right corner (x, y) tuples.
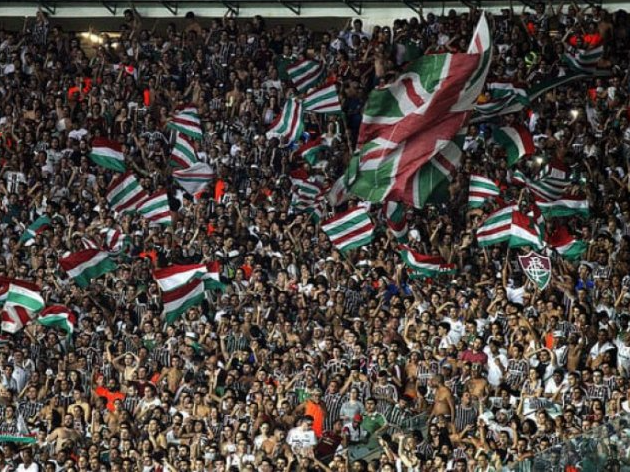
(0, 2), (628, 471)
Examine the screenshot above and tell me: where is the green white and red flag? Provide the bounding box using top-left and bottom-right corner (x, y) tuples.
(167, 105), (202, 140)
(345, 14), (491, 207)
(468, 175), (500, 208)
(89, 138), (126, 172)
(173, 162), (214, 195)
(59, 249), (118, 288)
(536, 196), (589, 219)
(322, 206), (374, 253)
(106, 172), (148, 214)
(288, 59), (325, 93)
(384, 201), (408, 243)
(38, 305), (76, 334)
(266, 98), (304, 144)
(137, 190), (172, 226)
(476, 205), (516, 247)
(297, 136), (327, 165)
(170, 132), (198, 168)
(546, 226), (588, 261)
(493, 124), (535, 167)
(398, 245), (456, 278)
(303, 81), (342, 114)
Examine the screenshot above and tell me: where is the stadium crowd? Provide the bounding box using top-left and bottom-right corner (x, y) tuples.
(0, 2), (629, 471)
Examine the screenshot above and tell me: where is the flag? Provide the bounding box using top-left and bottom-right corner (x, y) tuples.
(327, 175), (351, 208)
(509, 211), (544, 250)
(0, 279), (40, 307)
(493, 125), (535, 167)
(512, 160), (570, 202)
(290, 171), (326, 221)
(100, 228), (130, 256)
(322, 207), (374, 253)
(398, 245), (456, 278)
(59, 249), (118, 288)
(106, 172), (148, 214)
(266, 98), (304, 144)
(89, 138), (126, 172)
(346, 15), (491, 207)
(202, 261), (226, 291)
(563, 45), (604, 73)
(0, 306), (31, 334)
(487, 80), (529, 102)
(384, 201), (408, 243)
(528, 160), (570, 202)
(536, 196), (589, 219)
(18, 216), (51, 246)
(154, 264), (209, 292)
(468, 175), (500, 208)
(167, 105), (202, 140)
(476, 205), (516, 247)
(547, 226), (588, 261)
(287, 59), (325, 93)
(407, 137), (463, 208)
(173, 162), (213, 195)
(518, 252), (552, 290)
(303, 81), (342, 114)
(297, 136), (327, 166)
(137, 190), (172, 226)
(38, 305), (76, 334)
(170, 132), (198, 168)
(5, 283), (44, 313)
(162, 278), (206, 324)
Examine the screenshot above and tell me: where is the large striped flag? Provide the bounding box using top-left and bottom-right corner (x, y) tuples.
(0, 306), (31, 334)
(406, 136), (463, 208)
(303, 81), (342, 114)
(509, 211), (544, 250)
(167, 105), (202, 140)
(266, 98), (304, 144)
(322, 207), (374, 253)
(563, 45), (604, 73)
(4, 283), (44, 313)
(399, 245), (455, 278)
(384, 201), (408, 243)
(38, 305), (76, 334)
(288, 59), (325, 93)
(107, 172), (148, 214)
(170, 133), (198, 168)
(173, 162), (213, 195)
(89, 138), (126, 172)
(59, 249), (118, 288)
(297, 136), (328, 165)
(19, 216), (51, 246)
(468, 175), (500, 208)
(476, 205), (516, 247)
(137, 190), (172, 226)
(345, 14), (491, 207)
(536, 196), (589, 219)
(493, 125), (535, 167)
(547, 226), (588, 261)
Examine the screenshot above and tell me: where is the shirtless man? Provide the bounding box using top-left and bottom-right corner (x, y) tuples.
(47, 413), (82, 453)
(159, 355), (184, 394)
(109, 350), (140, 383)
(466, 364), (490, 402)
(429, 374), (454, 423)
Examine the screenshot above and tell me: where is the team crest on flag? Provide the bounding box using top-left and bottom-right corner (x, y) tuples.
(518, 251), (551, 290)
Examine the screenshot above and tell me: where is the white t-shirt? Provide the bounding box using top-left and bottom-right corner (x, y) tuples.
(286, 427), (317, 452)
